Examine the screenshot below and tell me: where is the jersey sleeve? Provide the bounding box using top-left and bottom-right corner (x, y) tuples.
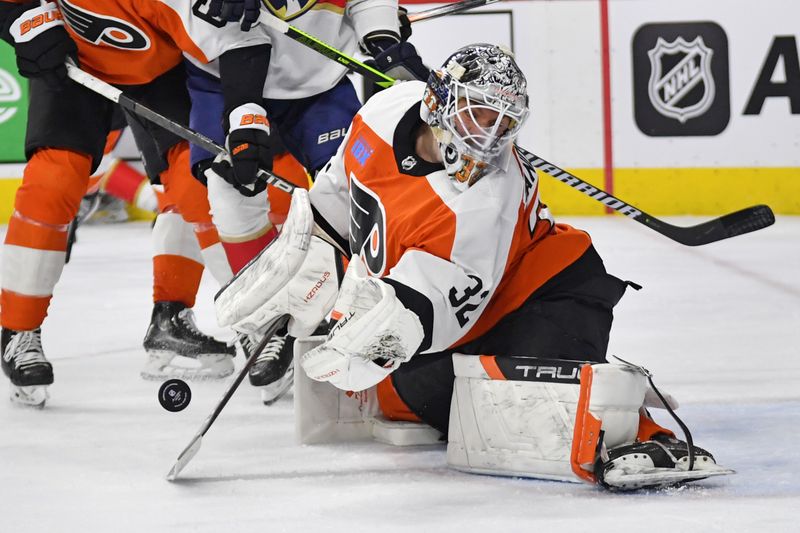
(155, 0), (271, 64)
(345, 0), (399, 42)
(386, 185), (518, 354)
(308, 124), (355, 242)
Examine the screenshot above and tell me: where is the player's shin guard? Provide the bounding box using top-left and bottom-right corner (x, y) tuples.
(446, 355), (733, 489)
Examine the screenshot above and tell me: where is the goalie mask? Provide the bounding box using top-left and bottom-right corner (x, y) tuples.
(420, 43), (530, 190)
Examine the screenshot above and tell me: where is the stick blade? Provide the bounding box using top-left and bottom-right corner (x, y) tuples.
(660, 204), (776, 246)
(166, 433), (203, 481)
(717, 204), (775, 239)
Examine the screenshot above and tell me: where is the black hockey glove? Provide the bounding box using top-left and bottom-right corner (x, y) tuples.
(0, 1), (77, 89)
(367, 41), (431, 82)
(212, 103), (278, 196)
(208, 0), (261, 31)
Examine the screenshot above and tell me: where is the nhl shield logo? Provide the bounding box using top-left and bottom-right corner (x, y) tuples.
(262, 0), (319, 21)
(647, 37), (715, 123)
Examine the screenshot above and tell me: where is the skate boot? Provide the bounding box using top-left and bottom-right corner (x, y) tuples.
(141, 301), (235, 381)
(245, 320), (329, 405)
(244, 327), (294, 405)
(596, 433), (734, 490)
(1, 328), (53, 408)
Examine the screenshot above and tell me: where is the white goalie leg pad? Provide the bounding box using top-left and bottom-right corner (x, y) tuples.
(230, 235), (339, 337)
(447, 355), (647, 482)
(300, 258), (424, 392)
(214, 189), (313, 328)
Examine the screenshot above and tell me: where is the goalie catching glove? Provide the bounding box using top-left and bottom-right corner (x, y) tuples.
(300, 259), (424, 392)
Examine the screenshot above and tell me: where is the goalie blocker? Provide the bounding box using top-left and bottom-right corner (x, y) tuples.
(448, 354), (734, 490)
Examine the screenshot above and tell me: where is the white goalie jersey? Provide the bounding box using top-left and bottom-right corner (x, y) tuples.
(310, 81), (593, 354)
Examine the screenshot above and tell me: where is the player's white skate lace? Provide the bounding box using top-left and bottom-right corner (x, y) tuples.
(242, 332), (294, 405)
(4, 331), (51, 408)
(4, 330), (46, 369)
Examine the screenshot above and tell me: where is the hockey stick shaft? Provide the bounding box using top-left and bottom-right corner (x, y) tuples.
(256, 8), (394, 89)
(513, 146), (775, 246)
(405, 0), (505, 23)
(166, 314), (291, 481)
(65, 63), (297, 195)
(256, 26), (775, 245)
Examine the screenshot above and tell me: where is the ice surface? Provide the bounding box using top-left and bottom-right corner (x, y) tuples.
(0, 217), (797, 532)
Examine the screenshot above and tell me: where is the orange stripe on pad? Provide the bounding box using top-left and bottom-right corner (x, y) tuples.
(479, 355), (506, 380)
(570, 364), (601, 484)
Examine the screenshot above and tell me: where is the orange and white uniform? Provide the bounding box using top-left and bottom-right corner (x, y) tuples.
(56, 0), (266, 84)
(310, 81), (592, 352)
(0, 0), (265, 331)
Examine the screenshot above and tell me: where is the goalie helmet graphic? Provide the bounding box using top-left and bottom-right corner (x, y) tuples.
(420, 43), (530, 190)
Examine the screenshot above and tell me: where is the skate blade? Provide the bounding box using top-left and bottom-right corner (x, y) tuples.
(9, 385), (50, 409)
(604, 465), (735, 490)
(141, 351), (235, 382)
(259, 368), (294, 405)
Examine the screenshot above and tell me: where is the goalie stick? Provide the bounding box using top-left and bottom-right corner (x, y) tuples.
(253, 22), (775, 246)
(166, 314), (290, 481)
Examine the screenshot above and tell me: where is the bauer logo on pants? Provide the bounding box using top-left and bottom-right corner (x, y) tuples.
(633, 21), (730, 136)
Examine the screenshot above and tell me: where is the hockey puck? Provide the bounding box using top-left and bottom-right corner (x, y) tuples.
(158, 379), (192, 412)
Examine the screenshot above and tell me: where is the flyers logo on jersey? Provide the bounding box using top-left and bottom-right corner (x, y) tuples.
(262, 0), (319, 22)
(60, 0), (150, 50)
(348, 174), (387, 276)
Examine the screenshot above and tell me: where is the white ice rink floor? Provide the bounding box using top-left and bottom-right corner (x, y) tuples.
(0, 216), (797, 532)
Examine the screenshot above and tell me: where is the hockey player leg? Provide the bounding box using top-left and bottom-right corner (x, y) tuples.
(447, 355), (734, 489)
(162, 144), (233, 285)
(144, 211), (234, 381)
(2, 149), (91, 406)
(205, 162), (278, 275)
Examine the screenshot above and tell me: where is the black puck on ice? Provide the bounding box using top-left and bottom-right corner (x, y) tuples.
(158, 379), (192, 412)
